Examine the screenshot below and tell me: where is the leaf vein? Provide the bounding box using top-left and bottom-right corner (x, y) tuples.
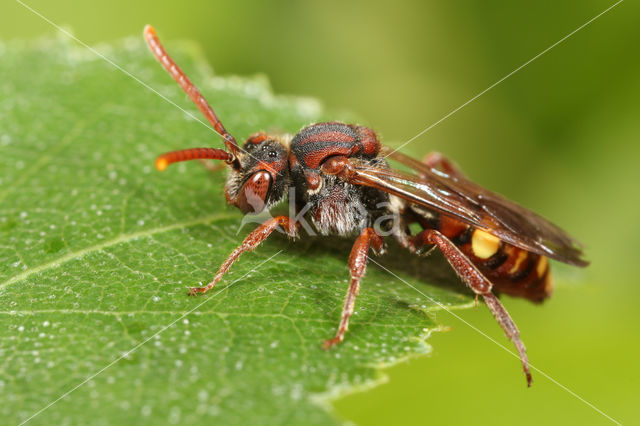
(0, 212), (237, 291)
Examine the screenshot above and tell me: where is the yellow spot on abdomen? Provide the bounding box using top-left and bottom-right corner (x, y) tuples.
(509, 250), (528, 274)
(471, 229), (501, 259)
(543, 272), (554, 296)
(536, 256), (549, 277)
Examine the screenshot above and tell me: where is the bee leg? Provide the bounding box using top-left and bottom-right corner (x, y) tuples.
(198, 159), (226, 173)
(422, 152), (466, 178)
(188, 216), (298, 295)
(323, 228), (384, 349)
(413, 228), (532, 386)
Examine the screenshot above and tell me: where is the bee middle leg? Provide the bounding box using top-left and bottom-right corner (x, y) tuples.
(323, 227), (384, 349)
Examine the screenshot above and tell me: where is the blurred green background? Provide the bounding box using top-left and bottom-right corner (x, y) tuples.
(1, 0), (638, 424)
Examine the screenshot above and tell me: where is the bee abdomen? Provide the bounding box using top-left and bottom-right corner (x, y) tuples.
(436, 215), (552, 302)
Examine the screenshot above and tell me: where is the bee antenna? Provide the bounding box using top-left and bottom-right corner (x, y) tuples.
(144, 25), (241, 168)
(155, 148), (235, 171)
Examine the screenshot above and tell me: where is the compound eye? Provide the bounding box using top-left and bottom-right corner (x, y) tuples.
(236, 171), (272, 213)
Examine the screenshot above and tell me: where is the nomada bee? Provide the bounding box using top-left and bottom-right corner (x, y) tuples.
(144, 26), (588, 386)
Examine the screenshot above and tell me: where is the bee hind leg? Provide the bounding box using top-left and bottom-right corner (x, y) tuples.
(413, 228), (532, 386)
(422, 152), (466, 178)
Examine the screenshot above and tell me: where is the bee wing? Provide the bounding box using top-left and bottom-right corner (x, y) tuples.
(345, 152), (588, 266)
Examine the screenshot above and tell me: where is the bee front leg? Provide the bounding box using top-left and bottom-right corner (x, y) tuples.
(413, 228), (532, 386)
(188, 216), (298, 295)
(323, 228), (384, 349)
(198, 159), (226, 173)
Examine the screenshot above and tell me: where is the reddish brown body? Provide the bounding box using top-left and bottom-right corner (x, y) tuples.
(420, 211), (552, 302)
(144, 26), (587, 386)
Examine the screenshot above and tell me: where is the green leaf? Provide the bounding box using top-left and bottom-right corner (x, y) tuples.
(0, 35), (473, 425)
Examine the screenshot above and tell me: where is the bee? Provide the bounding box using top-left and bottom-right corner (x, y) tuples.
(144, 25), (588, 386)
